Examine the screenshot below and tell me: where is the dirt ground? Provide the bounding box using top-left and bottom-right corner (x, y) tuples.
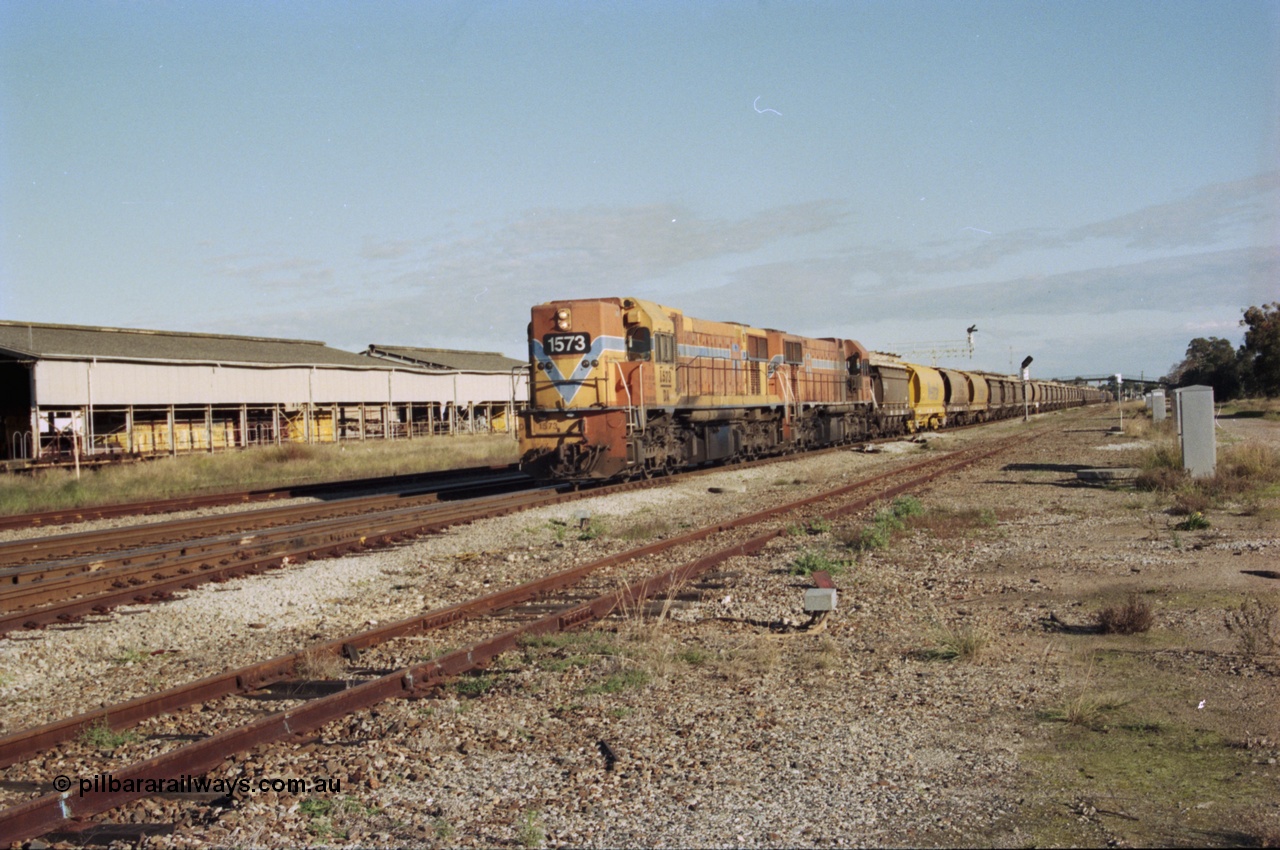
(904, 406), (1280, 846)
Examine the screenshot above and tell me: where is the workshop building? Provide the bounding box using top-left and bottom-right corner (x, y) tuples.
(0, 321), (529, 463)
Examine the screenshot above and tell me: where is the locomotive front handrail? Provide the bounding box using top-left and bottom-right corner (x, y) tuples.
(614, 361), (635, 432)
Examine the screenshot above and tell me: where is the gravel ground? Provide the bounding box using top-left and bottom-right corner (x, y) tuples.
(3, 406), (1279, 848)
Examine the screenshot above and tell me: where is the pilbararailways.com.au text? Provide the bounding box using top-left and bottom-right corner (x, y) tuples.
(53, 773), (341, 797)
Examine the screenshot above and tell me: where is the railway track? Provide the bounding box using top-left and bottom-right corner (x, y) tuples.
(0, 430), (943, 635)
(0, 463), (523, 534)
(0, 426), (1042, 843)
(0, 470), (534, 570)
(0, 480), (568, 636)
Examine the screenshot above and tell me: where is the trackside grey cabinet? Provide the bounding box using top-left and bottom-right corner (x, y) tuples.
(1174, 385), (1215, 478)
(1150, 390), (1166, 423)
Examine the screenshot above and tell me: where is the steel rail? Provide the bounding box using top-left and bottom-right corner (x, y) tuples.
(0, 472), (533, 569)
(0, 485), (570, 634)
(0, 463), (523, 533)
(0, 452), (758, 631)
(0, 430), (1039, 842)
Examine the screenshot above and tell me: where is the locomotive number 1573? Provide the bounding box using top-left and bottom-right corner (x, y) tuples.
(542, 333), (591, 354)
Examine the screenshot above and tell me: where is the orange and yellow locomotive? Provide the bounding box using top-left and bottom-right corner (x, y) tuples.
(519, 297), (887, 480)
(518, 297), (1105, 481)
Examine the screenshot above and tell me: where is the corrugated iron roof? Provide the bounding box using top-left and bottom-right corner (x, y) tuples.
(364, 345), (525, 373)
(0, 320), (379, 368)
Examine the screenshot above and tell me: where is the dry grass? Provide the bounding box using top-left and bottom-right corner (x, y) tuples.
(612, 515), (673, 542)
(599, 580), (692, 683)
(1133, 434), (1184, 492)
(914, 620), (990, 662)
(1122, 415), (1174, 440)
(1219, 398), (1280, 420)
(1135, 438), (1280, 509)
(1224, 595), (1279, 659)
(1095, 594), (1155, 635)
(1216, 442), (1280, 488)
(1169, 489), (1211, 515)
(799, 634), (842, 671)
(0, 434), (520, 516)
(297, 648), (347, 680)
(711, 633), (784, 682)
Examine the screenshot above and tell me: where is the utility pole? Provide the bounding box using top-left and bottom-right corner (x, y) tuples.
(1116, 373), (1123, 431)
(1021, 356), (1034, 422)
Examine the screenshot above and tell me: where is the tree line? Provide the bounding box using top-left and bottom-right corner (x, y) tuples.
(1166, 302), (1280, 399)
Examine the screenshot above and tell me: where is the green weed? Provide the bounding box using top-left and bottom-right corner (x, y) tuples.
(891, 495), (924, 518)
(432, 817), (455, 841)
(111, 648), (150, 666)
(789, 548), (847, 576)
(677, 648), (710, 665)
(583, 668), (650, 695)
(805, 517), (833, 535)
(578, 518), (606, 540)
(517, 809), (545, 848)
(1174, 511), (1210, 531)
(613, 516), (671, 541)
(453, 672), (501, 698)
(786, 518), (833, 536)
(80, 720), (138, 751)
(298, 798), (332, 818)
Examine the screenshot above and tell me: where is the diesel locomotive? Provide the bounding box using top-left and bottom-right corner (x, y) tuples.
(519, 297), (1103, 481)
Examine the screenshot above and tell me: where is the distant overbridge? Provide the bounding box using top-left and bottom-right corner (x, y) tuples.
(1051, 374), (1166, 391)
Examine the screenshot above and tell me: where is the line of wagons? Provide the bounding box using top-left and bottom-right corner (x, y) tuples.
(519, 297), (1108, 481)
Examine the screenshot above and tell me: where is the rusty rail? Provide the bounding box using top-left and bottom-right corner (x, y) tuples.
(0, 471), (532, 569)
(0, 464), (523, 533)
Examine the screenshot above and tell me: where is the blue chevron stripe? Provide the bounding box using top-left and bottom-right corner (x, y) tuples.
(531, 335), (625, 405)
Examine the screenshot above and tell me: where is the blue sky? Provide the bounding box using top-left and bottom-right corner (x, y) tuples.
(2, 0), (1276, 380)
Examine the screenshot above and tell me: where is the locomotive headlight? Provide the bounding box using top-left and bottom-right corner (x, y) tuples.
(555, 308), (572, 331)
(581, 359), (590, 369)
(591, 359), (599, 367)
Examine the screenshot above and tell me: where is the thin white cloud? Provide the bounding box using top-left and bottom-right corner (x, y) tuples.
(204, 251), (335, 291)
(1067, 171), (1280, 250)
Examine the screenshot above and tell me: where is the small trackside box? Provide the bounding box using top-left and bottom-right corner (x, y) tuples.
(803, 587), (837, 612)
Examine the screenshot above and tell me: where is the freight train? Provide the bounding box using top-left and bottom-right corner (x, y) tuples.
(519, 297), (1105, 481)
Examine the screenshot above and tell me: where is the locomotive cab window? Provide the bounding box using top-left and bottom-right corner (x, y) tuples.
(626, 327), (652, 361)
(784, 341), (803, 364)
